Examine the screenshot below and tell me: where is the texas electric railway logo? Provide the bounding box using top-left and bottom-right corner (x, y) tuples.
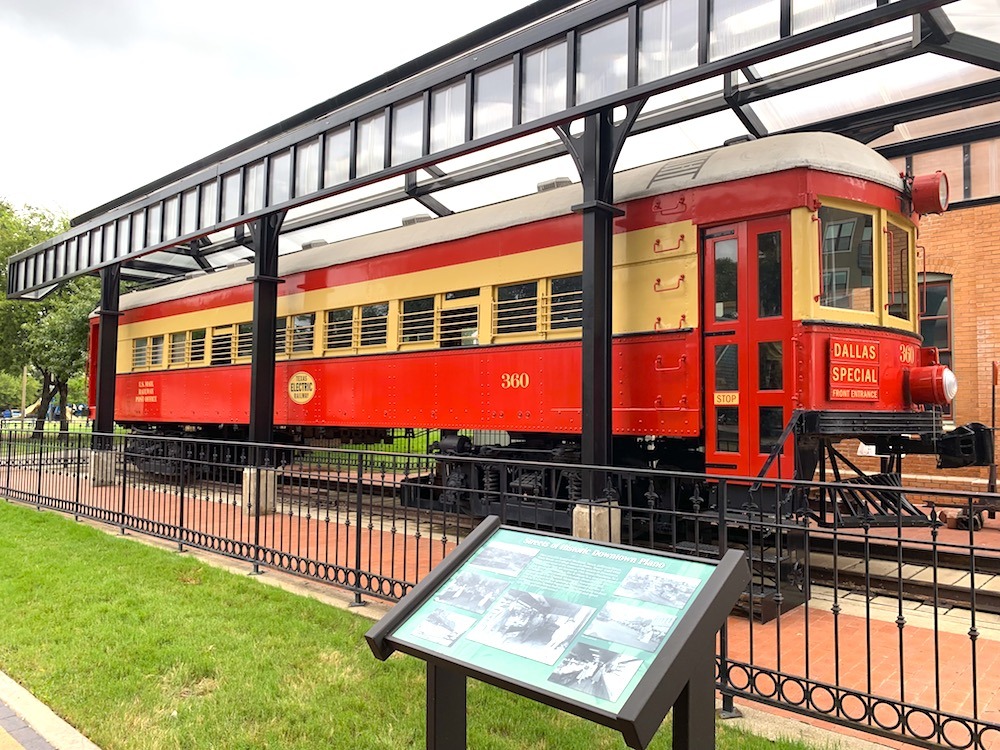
(288, 372), (317, 405)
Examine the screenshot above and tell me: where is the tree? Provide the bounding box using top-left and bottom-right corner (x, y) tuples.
(20, 278), (99, 435)
(0, 202), (97, 436)
(0, 202), (69, 373)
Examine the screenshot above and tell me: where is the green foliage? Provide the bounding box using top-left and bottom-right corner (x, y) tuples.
(20, 277), (98, 386)
(0, 202), (96, 426)
(0, 370), (39, 411)
(0, 202), (69, 374)
(67, 373), (88, 406)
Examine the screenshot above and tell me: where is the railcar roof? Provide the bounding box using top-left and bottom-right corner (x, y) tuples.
(118, 132), (902, 312)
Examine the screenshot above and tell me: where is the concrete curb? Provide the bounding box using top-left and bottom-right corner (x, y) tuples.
(0, 673), (99, 750)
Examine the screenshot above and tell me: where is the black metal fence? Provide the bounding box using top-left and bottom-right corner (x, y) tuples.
(2, 427), (999, 750)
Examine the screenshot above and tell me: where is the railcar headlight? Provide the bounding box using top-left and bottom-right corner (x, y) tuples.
(911, 171), (949, 214)
(909, 365), (957, 405)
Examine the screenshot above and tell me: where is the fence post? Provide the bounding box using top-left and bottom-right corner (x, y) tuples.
(177, 443), (187, 553)
(251, 446), (262, 575)
(74, 432), (82, 521)
(717, 479), (740, 718)
(34, 430), (44, 508)
(119, 435), (128, 534)
(351, 451), (365, 607)
(4, 429), (12, 492)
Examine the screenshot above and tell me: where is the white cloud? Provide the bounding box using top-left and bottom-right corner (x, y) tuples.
(0, 0), (534, 217)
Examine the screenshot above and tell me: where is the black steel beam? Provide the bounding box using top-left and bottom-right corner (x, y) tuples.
(724, 72), (768, 139)
(875, 122), (1000, 159)
(786, 79), (1000, 142)
(561, 102), (641, 489)
(574, 110), (621, 488)
(927, 31), (1000, 73)
(247, 211), (286, 445)
(916, 7), (955, 45)
(69, 0), (576, 228)
(94, 265), (121, 447)
(123, 259), (197, 275)
(9, 0), (958, 299)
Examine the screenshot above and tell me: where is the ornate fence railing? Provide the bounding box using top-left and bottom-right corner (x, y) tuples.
(2, 427), (998, 749)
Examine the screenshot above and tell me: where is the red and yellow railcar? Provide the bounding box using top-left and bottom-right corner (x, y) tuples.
(90, 132), (986, 492)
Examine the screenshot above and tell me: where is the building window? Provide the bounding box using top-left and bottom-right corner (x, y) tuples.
(919, 273), (953, 419)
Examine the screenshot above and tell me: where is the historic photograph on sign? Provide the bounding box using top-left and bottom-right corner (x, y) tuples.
(469, 540), (539, 576)
(583, 601), (677, 652)
(466, 589), (595, 665)
(410, 608), (478, 648)
(547, 643), (643, 702)
(615, 568), (700, 609)
(434, 569), (510, 614)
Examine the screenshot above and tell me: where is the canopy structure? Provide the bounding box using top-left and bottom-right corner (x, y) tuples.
(9, 0), (999, 477)
(8, 0), (999, 299)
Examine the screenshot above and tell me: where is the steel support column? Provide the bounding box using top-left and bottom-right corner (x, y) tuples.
(247, 211), (286, 447)
(561, 105), (640, 495)
(94, 265), (121, 449)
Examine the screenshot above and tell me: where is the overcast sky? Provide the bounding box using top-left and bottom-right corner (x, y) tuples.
(0, 0), (536, 219)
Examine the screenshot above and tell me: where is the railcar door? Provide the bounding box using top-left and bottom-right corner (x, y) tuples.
(702, 216), (793, 479)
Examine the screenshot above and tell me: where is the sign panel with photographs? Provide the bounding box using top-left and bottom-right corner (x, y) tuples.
(389, 527), (715, 713)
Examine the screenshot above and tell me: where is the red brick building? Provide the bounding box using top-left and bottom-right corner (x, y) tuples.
(885, 139), (1000, 492)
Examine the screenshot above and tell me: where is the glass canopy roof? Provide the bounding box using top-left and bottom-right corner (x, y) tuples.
(8, 0), (1000, 298)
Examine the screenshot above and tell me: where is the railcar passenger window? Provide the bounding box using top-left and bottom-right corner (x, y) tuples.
(757, 232), (782, 318)
(819, 206), (873, 312)
(274, 318), (288, 356)
(211, 327), (234, 366)
(496, 282), (538, 334)
(442, 288), (479, 347)
(292, 314), (315, 353)
(758, 342), (782, 391)
(169, 332), (186, 364)
(886, 223), (910, 320)
(550, 275), (583, 329)
(402, 297), (434, 343)
(441, 308), (478, 348)
(360, 303), (388, 347)
(150, 336), (164, 367)
(237, 323), (253, 358)
(190, 329), (206, 362)
(716, 407), (739, 453)
(132, 339), (148, 369)
(326, 308), (353, 349)
(714, 239), (738, 321)
(715, 344), (738, 390)
(759, 407), (785, 455)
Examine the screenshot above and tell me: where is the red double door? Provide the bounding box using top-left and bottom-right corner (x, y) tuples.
(702, 216), (794, 479)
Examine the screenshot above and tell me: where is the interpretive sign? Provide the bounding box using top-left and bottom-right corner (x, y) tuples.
(367, 517), (749, 750)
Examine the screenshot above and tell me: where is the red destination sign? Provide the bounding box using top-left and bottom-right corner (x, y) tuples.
(829, 337), (880, 401)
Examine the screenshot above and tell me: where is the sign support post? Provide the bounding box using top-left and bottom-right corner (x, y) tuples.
(427, 663), (467, 750)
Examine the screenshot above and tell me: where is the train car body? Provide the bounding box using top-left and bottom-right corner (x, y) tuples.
(90, 133), (988, 497)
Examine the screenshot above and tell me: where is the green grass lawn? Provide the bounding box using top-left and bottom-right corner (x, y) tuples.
(0, 500), (824, 750)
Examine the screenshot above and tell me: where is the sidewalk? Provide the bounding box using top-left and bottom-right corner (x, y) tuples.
(0, 672), (99, 750)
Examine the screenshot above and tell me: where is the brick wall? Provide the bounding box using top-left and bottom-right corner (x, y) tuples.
(906, 203), (1000, 480)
